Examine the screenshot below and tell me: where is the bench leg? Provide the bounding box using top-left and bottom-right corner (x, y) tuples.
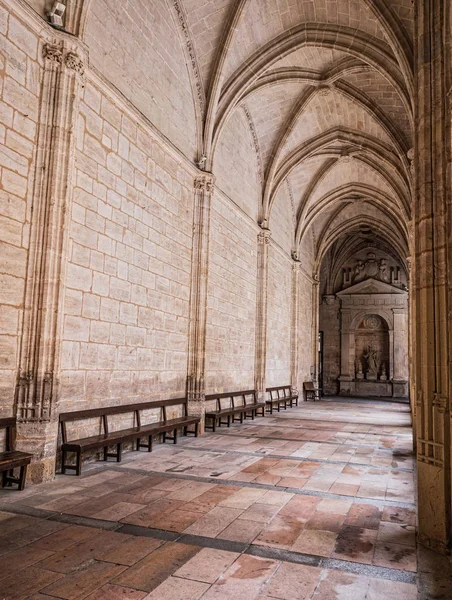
(184, 426), (188, 436)
(62, 449), (67, 474)
(162, 431), (166, 443)
(148, 435), (153, 451)
(136, 437), (141, 451)
(18, 465), (27, 491)
(212, 418), (216, 432)
(227, 416), (231, 427)
(103, 447), (108, 461)
(76, 451), (82, 476)
(1, 470), (7, 488)
(117, 443), (122, 462)
(173, 429), (178, 444)
(195, 422), (199, 437)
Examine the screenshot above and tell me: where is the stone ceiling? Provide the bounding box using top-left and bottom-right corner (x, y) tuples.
(69, 0), (413, 267)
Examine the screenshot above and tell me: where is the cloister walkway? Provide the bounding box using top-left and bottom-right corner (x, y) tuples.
(0, 398), (421, 599)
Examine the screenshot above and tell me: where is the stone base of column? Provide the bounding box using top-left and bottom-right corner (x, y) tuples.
(338, 376), (354, 395)
(392, 380), (409, 397)
(187, 398), (206, 435)
(16, 421), (58, 484)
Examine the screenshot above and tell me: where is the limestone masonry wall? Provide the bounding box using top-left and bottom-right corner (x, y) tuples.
(205, 192), (258, 394)
(0, 4), (42, 414)
(266, 247), (292, 387)
(59, 78), (195, 412)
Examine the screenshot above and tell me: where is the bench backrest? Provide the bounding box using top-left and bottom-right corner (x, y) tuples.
(205, 390), (257, 411)
(59, 398), (188, 443)
(0, 417), (16, 451)
(303, 382), (315, 392)
(266, 385), (292, 400)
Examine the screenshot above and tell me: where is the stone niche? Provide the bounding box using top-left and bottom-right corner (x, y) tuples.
(337, 278), (409, 398)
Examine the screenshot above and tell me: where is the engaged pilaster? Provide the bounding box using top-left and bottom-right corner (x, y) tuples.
(254, 228), (271, 397)
(186, 174), (215, 430)
(15, 39), (86, 481)
(290, 259), (301, 397)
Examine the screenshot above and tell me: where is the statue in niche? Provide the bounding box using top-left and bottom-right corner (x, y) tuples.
(353, 259), (366, 282)
(363, 346), (378, 379)
(356, 358), (364, 379)
(378, 259), (390, 283)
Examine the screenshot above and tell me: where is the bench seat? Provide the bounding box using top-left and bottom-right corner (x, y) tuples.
(0, 419), (33, 491)
(265, 386), (298, 414)
(205, 390), (264, 431)
(60, 399), (200, 475)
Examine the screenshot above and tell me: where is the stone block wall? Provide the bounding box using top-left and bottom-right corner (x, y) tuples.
(0, 4), (42, 414)
(266, 246), (291, 387)
(205, 192), (258, 394)
(59, 78), (195, 412)
(0, 1), (317, 480)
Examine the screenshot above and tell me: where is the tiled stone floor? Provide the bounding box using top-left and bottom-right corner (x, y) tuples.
(0, 397), (441, 599)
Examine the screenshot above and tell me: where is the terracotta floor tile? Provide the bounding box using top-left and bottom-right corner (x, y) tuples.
(143, 576), (210, 599)
(98, 536), (163, 566)
(183, 506), (243, 537)
(262, 562), (321, 599)
(39, 530), (129, 573)
(174, 547), (239, 583)
(311, 570), (369, 600)
(29, 524), (99, 552)
(373, 542), (417, 571)
(93, 501), (147, 521)
(377, 521), (416, 547)
(220, 518), (264, 542)
(345, 503), (381, 530)
(85, 584), (147, 600)
(200, 554), (278, 600)
(0, 545), (54, 581)
(366, 578), (417, 599)
(42, 561), (126, 600)
(332, 526), (377, 564)
(113, 542), (200, 592)
(0, 566), (63, 600)
(291, 528), (337, 557)
(254, 515), (305, 549)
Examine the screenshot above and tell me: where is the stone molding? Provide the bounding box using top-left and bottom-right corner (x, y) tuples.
(290, 261), (301, 394)
(186, 174), (215, 421)
(16, 39), (86, 422)
(254, 229), (272, 392)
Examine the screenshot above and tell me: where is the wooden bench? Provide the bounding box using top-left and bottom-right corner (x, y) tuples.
(265, 386), (298, 414)
(205, 390), (265, 432)
(60, 398), (200, 476)
(303, 381), (320, 401)
(0, 418), (33, 491)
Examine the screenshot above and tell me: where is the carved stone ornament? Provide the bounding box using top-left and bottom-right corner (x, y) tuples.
(194, 175), (214, 194)
(291, 249), (300, 262)
(43, 43), (63, 63)
(257, 229), (271, 245)
(65, 52), (85, 76)
(433, 394), (448, 414)
(363, 315), (381, 329)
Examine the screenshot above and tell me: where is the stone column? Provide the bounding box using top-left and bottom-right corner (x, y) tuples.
(290, 261), (301, 396)
(414, 0), (451, 552)
(311, 277), (320, 385)
(15, 39), (86, 482)
(392, 307), (409, 397)
(338, 309), (353, 394)
(186, 174), (215, 431)
(254, 229), (271, 398)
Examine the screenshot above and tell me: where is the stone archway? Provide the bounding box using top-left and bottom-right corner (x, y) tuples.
(337, 279), (409, 398)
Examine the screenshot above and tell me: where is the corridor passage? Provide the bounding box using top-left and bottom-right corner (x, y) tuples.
(0, 398), (417, 599)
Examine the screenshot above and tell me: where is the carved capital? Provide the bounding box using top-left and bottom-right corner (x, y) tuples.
(194, 174), (214, 194)
(433, 394), (448, 414)
(291, 249), (300, 262)
(65, 52), (85, 76)
(43, 43), (63, 63)
(257, 229), (271, 245)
